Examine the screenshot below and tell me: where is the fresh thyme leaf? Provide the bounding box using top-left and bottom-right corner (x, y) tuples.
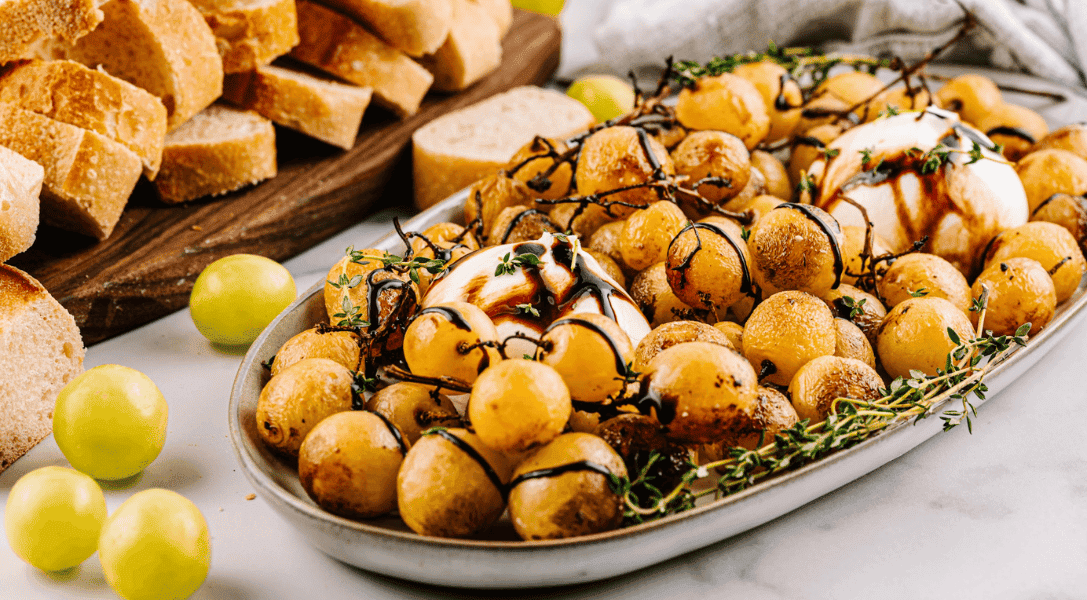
(821, 147), (840, 160)
(910, 288), (929, 297)
(740, 227), (751, 242)
(516, 303), (540, 317)
(860, 148), (874, 166)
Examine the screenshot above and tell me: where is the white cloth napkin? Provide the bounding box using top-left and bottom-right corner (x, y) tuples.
(558, 0), (1087, 89)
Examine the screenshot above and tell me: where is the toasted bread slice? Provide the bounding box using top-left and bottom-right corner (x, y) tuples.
(0, 264), (85, 473)
(0, 60), (168, 179)
(189, 0), (300, 73)
(412, 86), (595, 210)
(419, 0), (502, 93)
(290, 0), (432, 117)
(56, 0), (224, 131)
(0, 103), (141, 240)
(223, 62), (372, 150)
(154, 104), (277, 204)
(0, 0), (102, 62)
(315, 0), (450, 57)
(0, 145), (43, 262)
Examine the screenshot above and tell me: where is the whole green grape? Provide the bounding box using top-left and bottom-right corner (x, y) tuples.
(4, 466), (107, 571)
(98, 489), (211, 600)
(566, 75), (635, 123)
(53, 364), (168, 481)
(190, 254), (296, 346)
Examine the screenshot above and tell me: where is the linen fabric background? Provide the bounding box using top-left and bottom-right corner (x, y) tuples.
(558, 0), (1087, 89)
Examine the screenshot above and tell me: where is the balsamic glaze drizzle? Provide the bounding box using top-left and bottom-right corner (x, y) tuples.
(507, 460), (615, 490)
(793, 135), (826, 149)
(635, 127), (668, 181)
(415, 306), (472, 331)
(366, 270), (411, 332)
(431, 429), (508, 500)
(774, 72), (800, 111)
(667, 222), (753, 295)
(544, 317), (628, 377)
(986, 126), (1036, 144)
(498, 209), (555, 245)
(778, 203), (844, 289)
(370, 410), (408, 455)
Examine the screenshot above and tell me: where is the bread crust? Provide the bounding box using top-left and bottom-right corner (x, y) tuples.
(61, 0), (224, 131)
(315, 0), (451, 57)
(0, 0), (103, 62)
(190, 0), (300, 74)
(223, 63), (372, 150)
(0, 60), (168, 179)
(0, 103), (140, 240)
(419, 0), (502, 93)
(0, 264), (84, 473)
(291, 0), (432, 117)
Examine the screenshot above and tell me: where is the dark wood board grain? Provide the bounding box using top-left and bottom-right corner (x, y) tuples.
(10, 10), (561, 345)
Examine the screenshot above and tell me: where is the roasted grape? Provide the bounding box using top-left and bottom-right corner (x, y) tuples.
(743, 291), (836, 385)
(403, 301), (502, 385)
(675, 73), (770, 149)
(970, 258), (1056, 336)
(670, 130), (751, 204)
(537, 313), (635, 403)
(633, 320), (734, 372)
(876, 253), (971, 312)
(468, 359), (571, 453)
(983, 222), (1086, 303)
(749, 203), (844, 297)
(665, 221), (752, 313)
(789, 355), (884, 422)
(876, 297), (975, 379)
(620, 201), (688, 271)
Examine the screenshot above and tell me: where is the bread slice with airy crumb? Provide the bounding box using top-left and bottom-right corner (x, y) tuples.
(0, 145), (43, 262)
(412, 86), (595, 209)
(222, 62), (372, 150)
(0, 264), (85, 473)
(0, 103), (141, 240)
(290, 0), (432, 117)
(55, 0), (224, 131)
(154, 104), (277, 204)
(0, 0), (102, 62)
(419, 0), (502, 93)
(315, 0), (450, 57)
(189, 0), (300, 73)
(0, 60), (168, 179)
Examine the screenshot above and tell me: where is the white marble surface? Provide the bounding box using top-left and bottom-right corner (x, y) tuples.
(2, 205), (1087, 599)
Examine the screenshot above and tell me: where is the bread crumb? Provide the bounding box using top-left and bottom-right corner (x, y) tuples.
(245, 493), (256, 500)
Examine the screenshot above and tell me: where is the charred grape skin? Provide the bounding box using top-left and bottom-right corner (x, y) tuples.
(468, 360), (572, 454)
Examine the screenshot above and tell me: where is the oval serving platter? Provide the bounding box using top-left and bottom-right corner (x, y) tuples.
(229, 66), (1087, 588)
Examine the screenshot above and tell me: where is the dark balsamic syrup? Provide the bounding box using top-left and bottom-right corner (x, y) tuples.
(986, 126), (1036, 144)
(544, 317), (627, 376)
(668, 222), (753, 295)
(507, 460), (615, 490)
(778, 203), (844, 288)
(370, 411), (408, 455)
(415, 306), (472, 331)
(432, 429), (507, 500)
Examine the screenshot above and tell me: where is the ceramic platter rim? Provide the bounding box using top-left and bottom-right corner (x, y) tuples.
(228, 65), (1087, 587)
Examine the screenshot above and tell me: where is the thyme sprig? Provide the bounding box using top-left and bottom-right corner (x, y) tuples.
(495, 252), (543, 276)
(612, 294), (1028, 523)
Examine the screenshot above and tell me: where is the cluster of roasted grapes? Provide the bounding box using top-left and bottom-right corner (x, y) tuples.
(253, 61), (1087, 542)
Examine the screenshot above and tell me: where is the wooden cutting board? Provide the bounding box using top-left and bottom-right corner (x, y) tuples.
(10, 10), (561, 345)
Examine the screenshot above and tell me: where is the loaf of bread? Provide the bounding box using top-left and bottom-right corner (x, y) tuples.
(223, 62), (372, 150)
(315, 0), (451, 57)
(0, 103), (141, 240)
(54, 0), (224, 131)
(0, 145), (43, 263)
(419, 0), (502, 93)
(412, 86), (595, 209)
(154, 104), (277, 204)
(291, 0), (432, 117)
(0, 60), (168, 179)
(0, 0), (102, 62)
(0, 264), (85, 473)
(189, 0), (300, 73)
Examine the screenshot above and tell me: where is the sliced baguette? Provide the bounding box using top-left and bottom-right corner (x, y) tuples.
(154, 104), (277, 204)
(0, 264), (85, 473)
(222, 62), (372, 150)
(57, 0), (224, 131)
(419, 0), (502, 93)
(412, 86), (595, 210)
(189, 0), (300, 73)
(314, 0), (450, 57)
(0, 103), (141, 240)
(0, 145), (43, 262)
(290, 0), (432, 117)
(0, 0), (102, 62)
(0, 60), (168, 179)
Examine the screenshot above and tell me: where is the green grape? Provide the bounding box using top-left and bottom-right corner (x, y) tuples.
(512, 0), (564, 16)
(98, 489), (210, 600)
(190, 254), (296, 346)
(4, 466), (107, 571)
(53, 364), (168, 481)
(566, 75), (635, 123)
